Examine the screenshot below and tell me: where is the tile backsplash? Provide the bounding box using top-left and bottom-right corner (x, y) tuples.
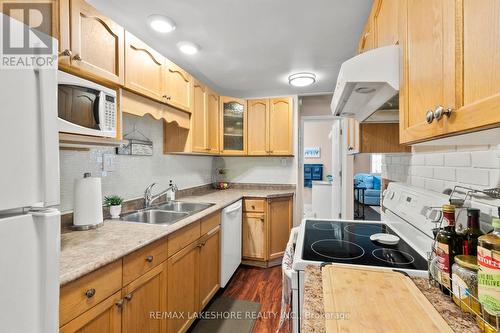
(382, 144), (500, 217)
(59, 113), (213, 213)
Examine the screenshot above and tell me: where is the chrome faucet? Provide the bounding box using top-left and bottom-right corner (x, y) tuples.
(144, 182), (178, 208)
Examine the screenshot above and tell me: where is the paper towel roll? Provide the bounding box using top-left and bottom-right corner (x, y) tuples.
(73, 174), (103, 227)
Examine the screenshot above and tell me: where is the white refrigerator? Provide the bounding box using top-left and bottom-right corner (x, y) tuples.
(0, 15), (60, 333)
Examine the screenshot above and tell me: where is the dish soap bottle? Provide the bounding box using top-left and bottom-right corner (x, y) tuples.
(478, 209), (500, 330)
(436, 204), (463, 294)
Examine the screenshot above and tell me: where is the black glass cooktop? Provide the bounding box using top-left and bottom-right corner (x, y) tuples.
(302, 220), (428, 270)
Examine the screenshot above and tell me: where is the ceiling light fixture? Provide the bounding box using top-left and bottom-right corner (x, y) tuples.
(177, 41), (200, 55)
(148, 14), (176, 33)
(288, 72), (316, 87)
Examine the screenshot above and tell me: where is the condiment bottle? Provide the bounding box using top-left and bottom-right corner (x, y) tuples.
(436, 204), (463, 294)
(463, 209), (484, 256)
(478, 212), (500, 330)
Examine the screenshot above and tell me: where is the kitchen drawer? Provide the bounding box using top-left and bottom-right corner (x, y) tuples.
(167, 221), (201, 257)
(201, 211), (221, 235)
(243, 199), (265, 213)
(60, 260), (122, 326)
(122, 237), (168, 286)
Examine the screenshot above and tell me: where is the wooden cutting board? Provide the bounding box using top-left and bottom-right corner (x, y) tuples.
(322, 264), (453, 333)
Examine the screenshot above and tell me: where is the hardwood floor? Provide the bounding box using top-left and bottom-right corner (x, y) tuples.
(223, 265), (289, 333)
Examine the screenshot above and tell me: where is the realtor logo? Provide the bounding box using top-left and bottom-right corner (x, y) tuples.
(1, 2), (56, 68)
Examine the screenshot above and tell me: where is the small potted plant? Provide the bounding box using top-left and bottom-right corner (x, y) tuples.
(104, 195), (124, 219)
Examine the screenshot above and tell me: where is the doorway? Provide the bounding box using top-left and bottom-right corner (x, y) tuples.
(352, 153), (382, 221)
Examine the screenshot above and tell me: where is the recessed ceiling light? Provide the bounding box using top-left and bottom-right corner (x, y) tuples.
(288, 72), (316, 87)
(177, 41), (200, 55)
(148, 14), (176, 33)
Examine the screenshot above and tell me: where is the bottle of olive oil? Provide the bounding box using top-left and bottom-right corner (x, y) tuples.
(463, 208), (484, 256)
(478, 211), (500, 329)
(436, 204), (463, 294)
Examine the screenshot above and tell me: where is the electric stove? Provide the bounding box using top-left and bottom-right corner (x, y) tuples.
(301, 220), (428, 271)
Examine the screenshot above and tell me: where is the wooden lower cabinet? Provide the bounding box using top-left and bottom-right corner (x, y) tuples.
(242, 212), (267, 260)
(199, 226), (221, 309)
(60, 291), (122, 333)
(60, 212), (222, 333)
(167, 241), (200, 333)
(122, 263), (167, 333)
(268, 197), (293, 260)
(242, 196), (293, 266)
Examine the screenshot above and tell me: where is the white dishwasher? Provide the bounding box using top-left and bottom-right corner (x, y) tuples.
(220, 200), (242, 287)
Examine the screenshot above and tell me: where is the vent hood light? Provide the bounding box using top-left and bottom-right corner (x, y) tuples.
(355, 87), (376, 94)
(288, 72), (316, 87)
(148, 15), (176, 33)
(177, 41), (200, 55)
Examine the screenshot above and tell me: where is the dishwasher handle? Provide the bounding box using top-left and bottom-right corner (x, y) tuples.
(224, 201), (242, 214)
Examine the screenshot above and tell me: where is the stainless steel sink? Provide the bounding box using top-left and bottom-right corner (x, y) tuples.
(120, 201), (214, 225)
(155, 201), (214, 213)
(121, 209), (188, 225)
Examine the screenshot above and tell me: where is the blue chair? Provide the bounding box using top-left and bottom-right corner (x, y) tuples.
(354, 173), (381, 206)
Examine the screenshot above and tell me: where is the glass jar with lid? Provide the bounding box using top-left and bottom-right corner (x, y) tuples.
(452, 255), (480, 315)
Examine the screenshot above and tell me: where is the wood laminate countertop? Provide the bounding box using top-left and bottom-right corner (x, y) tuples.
(302, 265), (481, 333)
(60, 189), (294, 285)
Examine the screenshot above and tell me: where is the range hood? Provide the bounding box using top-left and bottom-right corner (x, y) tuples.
(330, 45), (399, 122)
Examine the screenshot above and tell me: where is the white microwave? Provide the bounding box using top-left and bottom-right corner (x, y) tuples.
(58, 71), (117, 138)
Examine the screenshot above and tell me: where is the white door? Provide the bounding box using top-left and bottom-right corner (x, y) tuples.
(331, 120), (342, 219)
(0, 209), (60, 333)
(0, 67), (59, 210)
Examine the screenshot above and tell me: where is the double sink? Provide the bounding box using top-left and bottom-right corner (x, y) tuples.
(121, 201), (214, 225)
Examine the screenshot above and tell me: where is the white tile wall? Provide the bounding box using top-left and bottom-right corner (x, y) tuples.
(59, 113), (214, 212)
(382, 144), (500, 217)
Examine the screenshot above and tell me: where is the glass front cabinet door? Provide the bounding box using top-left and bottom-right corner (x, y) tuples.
(220, 97), (247, 155)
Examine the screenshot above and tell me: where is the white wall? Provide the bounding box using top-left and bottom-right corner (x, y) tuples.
(59, 113), (213, 212)
(354, 154), (372, 175)
(382, 144), (500, 216)
(303, 121), (333, 177)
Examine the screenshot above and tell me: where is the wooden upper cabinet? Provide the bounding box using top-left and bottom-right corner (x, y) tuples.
(346, 118), (360, 155)
(358, 18), (374, 53)
(247, 99), (270, 155)
(199, 226), (220, 309)
(399, 0), (456, 143)
(360, 123), (410, 153)
(67, 0), (124, 85)
(220, 96), (247, 155)
(206, 88), (220, 153)
(122, 263), (167, 333)
(268, 197), (293, 260)
(446, 0), (500, 135)
(165, 60), (193, 113)
(373, 0), (399, 47)
(124, 31), (165, 102)
(269, 97), (293, 155)
(192, 80), (208, 153)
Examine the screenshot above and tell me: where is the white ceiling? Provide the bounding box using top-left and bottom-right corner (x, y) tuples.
(90, 0), (373, 98)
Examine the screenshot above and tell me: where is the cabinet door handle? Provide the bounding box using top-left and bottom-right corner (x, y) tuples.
(85, 288), (96, 298)
(124, 293), (133, 301)
(197, 243), (203, 248)
(72, 54), (82, 61)
(433, 106), (453, 121)
(116, 299), (124, 308)
(348, 147), (354, 151)
(60, 49), (72, 57)
(425, 110), (435, 124)
(146, 255), (154, 263)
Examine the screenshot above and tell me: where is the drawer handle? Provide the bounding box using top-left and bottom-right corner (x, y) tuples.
(146, 255), (154, 263)
(125, 293), (133, 301)
(72, 54), (82, 61)
(251, 205), (255, 209)
(85, 288), (96, 298)
(116, 299), (124, 308)
(60, 49), (72, 57)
